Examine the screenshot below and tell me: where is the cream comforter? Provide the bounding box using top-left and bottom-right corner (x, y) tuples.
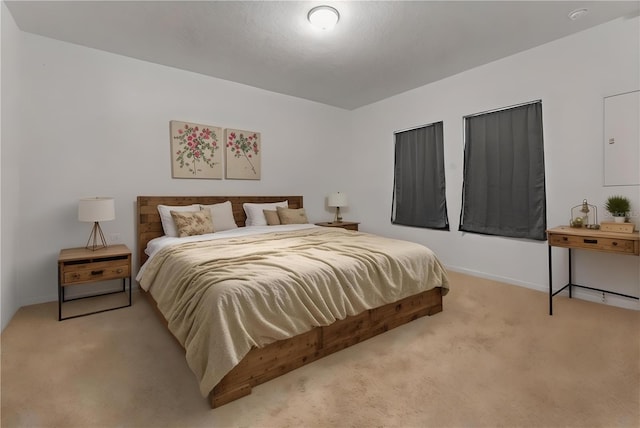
(138, 227), (449, 396)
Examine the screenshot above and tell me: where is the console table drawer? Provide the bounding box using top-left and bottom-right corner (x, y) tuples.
(548, 233), (636, 254)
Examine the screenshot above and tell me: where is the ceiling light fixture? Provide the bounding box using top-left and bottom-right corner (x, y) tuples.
(568, 8), (588, 21)
(308, 5), (340, 30)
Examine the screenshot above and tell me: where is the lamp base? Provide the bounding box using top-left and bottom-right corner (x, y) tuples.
(334, 207), (343, 223)
(86, 222), (108, 251)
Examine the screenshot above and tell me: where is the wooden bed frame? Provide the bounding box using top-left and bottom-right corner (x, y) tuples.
(136, 195), (444, 408)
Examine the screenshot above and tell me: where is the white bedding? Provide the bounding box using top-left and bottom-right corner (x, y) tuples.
(136, 223), (319, 280)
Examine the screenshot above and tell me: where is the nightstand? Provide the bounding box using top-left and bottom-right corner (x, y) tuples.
(315, 221), (359, 231)
(58, 244), (132, 321)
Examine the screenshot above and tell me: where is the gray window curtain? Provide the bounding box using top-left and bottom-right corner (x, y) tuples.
(459, 101), (546, 240)
(392, 122), (449, 230)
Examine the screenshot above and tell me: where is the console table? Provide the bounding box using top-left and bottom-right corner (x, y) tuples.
(547, 226), (639, 315)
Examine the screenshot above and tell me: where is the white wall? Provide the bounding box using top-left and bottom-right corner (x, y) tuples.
(1, 26), (350, 328)
(1, 2), (22, 329)
(349, 16), (640, 310)
(2, 12), (638, 331)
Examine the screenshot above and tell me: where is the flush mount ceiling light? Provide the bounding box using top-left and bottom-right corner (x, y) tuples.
(308, 5), (340, 30)
(568, 8), (588, 21)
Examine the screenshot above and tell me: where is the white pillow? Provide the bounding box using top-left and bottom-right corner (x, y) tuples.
(157, 204), (200, 237)
(200, 201), (238, 232)
(243, 201), (288, 226)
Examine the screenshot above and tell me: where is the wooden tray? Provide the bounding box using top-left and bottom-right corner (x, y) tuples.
(600, 222), (635, 233)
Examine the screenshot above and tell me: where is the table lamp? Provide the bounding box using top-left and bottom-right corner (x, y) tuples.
(78, 197), (115, 250)
(328, 192), (348, 223)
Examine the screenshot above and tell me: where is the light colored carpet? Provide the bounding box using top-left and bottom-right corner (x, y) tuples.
(1, 271), (638, 428)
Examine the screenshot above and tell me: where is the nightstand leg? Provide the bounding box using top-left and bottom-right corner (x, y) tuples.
(58, 266), (62, 321)
(548, 244), (553, 316)
(127, 277), (132, 306)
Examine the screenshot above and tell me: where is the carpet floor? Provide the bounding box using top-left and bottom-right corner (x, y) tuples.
(1, 271), (638, 428)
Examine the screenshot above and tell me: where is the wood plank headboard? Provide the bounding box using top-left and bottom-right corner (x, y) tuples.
(136, 195), (303, 267)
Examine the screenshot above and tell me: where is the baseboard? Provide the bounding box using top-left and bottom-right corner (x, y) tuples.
(445, 265), (639, 311)
(445, 265), (546, 292)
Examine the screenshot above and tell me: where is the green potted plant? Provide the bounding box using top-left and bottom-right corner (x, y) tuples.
(605, 195), (631, 223)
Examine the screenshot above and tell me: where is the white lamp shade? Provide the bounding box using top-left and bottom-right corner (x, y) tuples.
(328, 192), (348, 208)
(78, 197), (115, 222)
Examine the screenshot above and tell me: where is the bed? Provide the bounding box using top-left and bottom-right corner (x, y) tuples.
(136, 195), (449, 408)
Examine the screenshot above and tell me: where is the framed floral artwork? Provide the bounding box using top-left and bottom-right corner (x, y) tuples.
(225, 128), (261, 180)
(170, 120), (223, 179)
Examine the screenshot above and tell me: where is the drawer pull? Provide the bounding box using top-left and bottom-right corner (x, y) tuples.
(583, 239), (598, 244)
(612, 242), (618, 246)
(562, 237), (568, 241)
(91, 270), (104, 276)
(116, 268), (123, 274)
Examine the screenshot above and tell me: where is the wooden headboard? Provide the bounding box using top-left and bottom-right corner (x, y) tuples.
(136, 195), (303, 267)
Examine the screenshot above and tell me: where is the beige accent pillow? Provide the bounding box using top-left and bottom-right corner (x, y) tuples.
(200, 201), (238, 232)
(157, 204), (201, 237)
(276, 206), (308, 224)
(243, 201), (288, 226)
(263, 209), (281, 225)
(170, 209), (214, 237)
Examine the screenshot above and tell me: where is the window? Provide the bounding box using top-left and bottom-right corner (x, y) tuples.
(392, 122), (449, 230)
(459, 101), (546, 240)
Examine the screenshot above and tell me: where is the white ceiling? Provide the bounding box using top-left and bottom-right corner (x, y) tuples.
(5, 1), (640, 110)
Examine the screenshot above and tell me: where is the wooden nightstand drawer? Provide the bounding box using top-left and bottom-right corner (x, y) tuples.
(336, 223), (358, 231)
(548, 233), (636, 255)
(315, 221), (359, 231)
(63, 261), (130, 285)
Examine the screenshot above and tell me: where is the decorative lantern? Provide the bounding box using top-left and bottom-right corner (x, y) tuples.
(570, 199), (599, 229)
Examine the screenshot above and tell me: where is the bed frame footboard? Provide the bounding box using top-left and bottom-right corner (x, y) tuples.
(209, 287), (443, 408)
